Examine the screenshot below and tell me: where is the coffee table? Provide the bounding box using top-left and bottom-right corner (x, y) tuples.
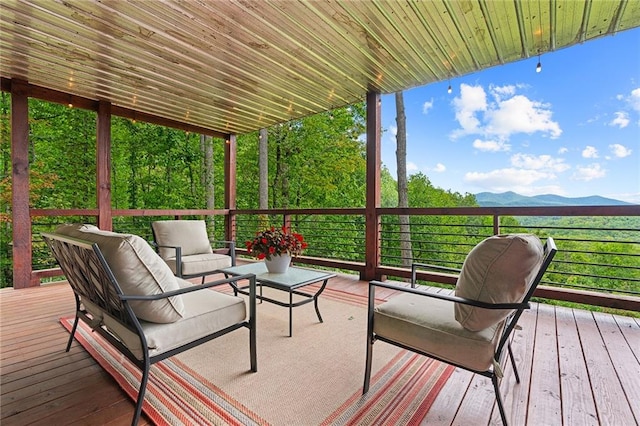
(220, 262), (335, 336)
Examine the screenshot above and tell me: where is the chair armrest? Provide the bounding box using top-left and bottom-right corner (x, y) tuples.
(154, 244), (183, 275)
(369, 280), (529, 311)
(211, 240), (236, 266)
(120, 273), (255, 301)
(154, 243), (182, 255)
(411, 262), (460, 288)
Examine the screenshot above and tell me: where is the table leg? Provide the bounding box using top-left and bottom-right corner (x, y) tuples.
(289, 289), (293, 337)
(314, 278), (329, 323)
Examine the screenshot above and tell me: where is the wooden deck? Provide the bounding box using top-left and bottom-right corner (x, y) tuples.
(1, 274), (638, 425)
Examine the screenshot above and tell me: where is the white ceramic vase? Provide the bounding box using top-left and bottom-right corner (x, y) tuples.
(265, 254), (291, 273)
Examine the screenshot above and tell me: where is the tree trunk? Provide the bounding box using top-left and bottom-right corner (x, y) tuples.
(202, 134), (215, 235)
(258, 128), (269, 228)
(395, 91), (412, 269)
(272, 126), (290, 209)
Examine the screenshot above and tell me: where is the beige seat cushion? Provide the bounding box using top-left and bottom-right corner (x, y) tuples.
(374, 292), (503, 372)
(83, 279), (247, 360)
(152, 220), (213, 260)
(55, 224), (185, 324)
(164, 253), (232, 276)
(455, 234), (544, 331)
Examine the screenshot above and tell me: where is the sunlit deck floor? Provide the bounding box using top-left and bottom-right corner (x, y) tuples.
(1, 273), (638, 425)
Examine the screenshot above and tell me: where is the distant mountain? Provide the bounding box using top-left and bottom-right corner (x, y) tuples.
(474, 191), (633, 207)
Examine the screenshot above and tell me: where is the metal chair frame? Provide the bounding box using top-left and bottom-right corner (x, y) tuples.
(363, 237), (557, 425)
(43, 232), (256, 426)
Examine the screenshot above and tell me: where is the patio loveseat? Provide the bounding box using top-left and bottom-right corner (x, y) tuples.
(42, 225), (257, 426)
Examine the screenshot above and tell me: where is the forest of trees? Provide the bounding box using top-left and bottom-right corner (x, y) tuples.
(1, 94), (638, 304)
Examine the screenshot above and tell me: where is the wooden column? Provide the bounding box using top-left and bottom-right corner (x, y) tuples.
(10, 80), (33, 288)
(363, 91), (381, 281)
(96, 101), (112, 230)
(224, 134), (237, 242)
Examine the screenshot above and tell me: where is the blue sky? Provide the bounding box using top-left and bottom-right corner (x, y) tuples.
(379, 27), (640, 204)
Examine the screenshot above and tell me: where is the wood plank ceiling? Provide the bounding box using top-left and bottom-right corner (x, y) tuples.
(1, 0), (639, 136)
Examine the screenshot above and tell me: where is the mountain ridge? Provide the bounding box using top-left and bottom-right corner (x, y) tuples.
(474, 191), (633, 207)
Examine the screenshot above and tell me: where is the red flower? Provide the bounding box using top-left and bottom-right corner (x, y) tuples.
(245, 227), (307, 261)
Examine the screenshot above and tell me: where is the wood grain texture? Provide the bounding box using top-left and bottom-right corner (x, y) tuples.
(1, 274), (638, 426)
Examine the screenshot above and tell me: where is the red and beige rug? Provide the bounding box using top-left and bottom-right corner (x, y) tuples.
(60, 285), (454, 425)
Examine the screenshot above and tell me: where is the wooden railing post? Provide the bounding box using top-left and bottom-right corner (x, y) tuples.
(10, 80), (35, 288)
(97, 101), (112, 231)
(363, 91), (381, 281)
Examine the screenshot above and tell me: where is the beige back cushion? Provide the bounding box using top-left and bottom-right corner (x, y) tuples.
(152, 220), (213, 259)
(55, 224), (185, 323)
(455, 234), (544, 331)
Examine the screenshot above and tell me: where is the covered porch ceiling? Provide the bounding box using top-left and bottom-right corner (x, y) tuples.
(1, 0), (639, 136)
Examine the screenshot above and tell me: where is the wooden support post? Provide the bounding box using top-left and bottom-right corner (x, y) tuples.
(363, 91), (381, 281)
(97, 101), (112, 231)
(10, 80), (33, 288)
(224, 134), (237, 242)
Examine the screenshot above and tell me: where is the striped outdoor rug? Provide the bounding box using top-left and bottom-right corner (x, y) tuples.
(60, 285), (454, 425)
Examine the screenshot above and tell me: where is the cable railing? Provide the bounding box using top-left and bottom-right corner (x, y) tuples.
(14, 205), (640, 310)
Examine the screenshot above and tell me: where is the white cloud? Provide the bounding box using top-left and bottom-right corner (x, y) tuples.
(464, 168), (555, 187)
(490, 84), (516, 101)
(484, 95), (562, 139)
(630, 88), (640, 112)
(572, 163), (606, 181)
(511, 153), (570, 173)
(433, 163), (446, 172)
(463, 151), (571, 194)
(610, 111), (630, 128)
(582, 146), (599, 158)
(608, 191), (640, 204)
(558, 147), (568, 154)
(422, 99), (434, 114)
(609, 143), (632, 158)
(463, 162), (573, 195)
(388, 124), (397, 137)
(451, 84), (487, 136)
(450, 83), (561, 140)
(472, 139), (511, 152)
(407, 162), (419, 172)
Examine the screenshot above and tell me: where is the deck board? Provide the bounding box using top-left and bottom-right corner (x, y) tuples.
(574, 309), (637, 425)
(493, 304), (537, 425)
(556, 307), (599, 425)
(528, 304), (562, 425)
(1, 276), (638, 426)
(594, 312), (640, 421)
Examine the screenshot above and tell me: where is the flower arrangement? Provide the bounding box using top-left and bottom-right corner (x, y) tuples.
(245, 226), (307, 260)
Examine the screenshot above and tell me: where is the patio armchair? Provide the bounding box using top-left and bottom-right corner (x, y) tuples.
(151, 220), (236, 283)
(363, 235), (557, 426)
(43, 224), (256, 426)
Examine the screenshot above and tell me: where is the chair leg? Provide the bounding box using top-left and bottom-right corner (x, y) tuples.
(363, 336), (373, 394)
(492, 374), (509, 426)
(249, 275), (257, 372)
(65, 315), (80, 352)
(249, 319), (257, 372)
(507, 342), (520, 383)
(132, 360), (151, 426)
(363, 283), (377, 394)
(66, 296), (82, 352)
